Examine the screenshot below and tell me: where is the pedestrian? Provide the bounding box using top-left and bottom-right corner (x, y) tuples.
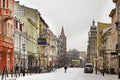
(15, 64), (19, 77)
(64, 65), (67, 73)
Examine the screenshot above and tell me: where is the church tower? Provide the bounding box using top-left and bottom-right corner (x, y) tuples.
(87, 20), (97, 63)
(59, 26), (67, 65)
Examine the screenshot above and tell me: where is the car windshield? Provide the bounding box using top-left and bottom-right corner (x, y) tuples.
(86, 65), (92, 67)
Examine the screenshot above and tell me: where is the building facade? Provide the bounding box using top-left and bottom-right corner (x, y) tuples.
(14, 16), (27, 72)
(97, 22), (111, 71)
(14, 1), (40, 72)
(0, 0), (14, 72)
(39, 16), (49, 71)
(47, 29), (58, 68)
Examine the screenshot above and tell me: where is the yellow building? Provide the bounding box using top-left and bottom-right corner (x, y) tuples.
(39, 17), (49, 70)
(97, 22), (111, 70)
(97, 22), (111, 50)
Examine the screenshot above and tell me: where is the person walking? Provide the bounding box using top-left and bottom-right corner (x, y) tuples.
(15, 64), (19, 77)
(64, 65), (67, 73)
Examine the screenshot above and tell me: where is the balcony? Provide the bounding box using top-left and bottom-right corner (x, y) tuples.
(0, 8), (13, 20)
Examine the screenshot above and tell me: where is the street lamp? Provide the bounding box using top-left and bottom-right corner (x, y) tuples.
(102, 44), (105, 76)
(60, 52), (63, 67)
(38, 47), (40, 73)
(22, 44), (26, 76)
(95, 56), (98, 75)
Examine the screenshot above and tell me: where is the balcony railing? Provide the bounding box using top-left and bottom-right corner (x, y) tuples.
(0, 8), (12, 18)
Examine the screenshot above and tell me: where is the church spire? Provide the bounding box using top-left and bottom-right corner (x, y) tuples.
(60, 26), (65, 37)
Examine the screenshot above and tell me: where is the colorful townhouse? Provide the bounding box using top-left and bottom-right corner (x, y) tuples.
(14, 1), (40, 72)
(39, 16), (49, 70)
(0, 0), (14, 72)
(14, 16), (27, 72)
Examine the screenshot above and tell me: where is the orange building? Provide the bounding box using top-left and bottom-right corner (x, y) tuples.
(0, 0), (14, 72)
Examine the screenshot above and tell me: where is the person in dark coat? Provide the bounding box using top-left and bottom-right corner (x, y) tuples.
(15, 64), (19, 71)
(15, 64), (19, 77)
(64, 65), (67, 73)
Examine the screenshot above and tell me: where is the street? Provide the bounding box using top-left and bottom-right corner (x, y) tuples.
(0, 1), (119, 80)
(3, 68), (119, 80)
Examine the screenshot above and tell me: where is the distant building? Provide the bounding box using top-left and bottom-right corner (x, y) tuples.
(79, 51), (87, 60)
(67, 50), (86, 67)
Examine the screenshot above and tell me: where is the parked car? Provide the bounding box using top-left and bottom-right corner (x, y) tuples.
(84, 63), (93, 73)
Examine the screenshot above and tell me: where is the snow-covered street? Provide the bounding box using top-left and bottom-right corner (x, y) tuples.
(1, 68), (119, 80)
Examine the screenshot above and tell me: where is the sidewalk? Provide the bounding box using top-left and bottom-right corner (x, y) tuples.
(0, 69), (120, 80)
(0, 73), (24, 80)
(93, 70), (120, 80)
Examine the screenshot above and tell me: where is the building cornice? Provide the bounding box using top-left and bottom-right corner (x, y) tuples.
(109, 8), (116, 17)
(27, 18), (38, 29)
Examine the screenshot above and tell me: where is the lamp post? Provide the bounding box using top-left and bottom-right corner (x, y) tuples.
(38, 47), (40, 73)
(95, 56), (98, 75)
(102, 45), (105, 76)
(61, 52), (63, 67)
(22, 44), (26, 76)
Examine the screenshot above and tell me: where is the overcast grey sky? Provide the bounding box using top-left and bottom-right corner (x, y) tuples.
(15, 0), (115, 51)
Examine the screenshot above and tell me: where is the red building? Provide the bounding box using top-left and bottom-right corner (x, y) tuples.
(0, 0), (14, 72)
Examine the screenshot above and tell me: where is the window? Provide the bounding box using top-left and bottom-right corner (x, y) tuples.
(7, 53), (10, 71)
(3, 0), (5, 7)
(20, 24), (22, 32)
(15, 20), (18, 29)
(118, 4), (120, 21)
(7, 23), (9, 36)
(7, 22), (13, 37)
(19, 10), (24, 16)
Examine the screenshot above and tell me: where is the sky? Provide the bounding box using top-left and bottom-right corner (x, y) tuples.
(15, 0), (115, 51)
(3, 68), (118, 80)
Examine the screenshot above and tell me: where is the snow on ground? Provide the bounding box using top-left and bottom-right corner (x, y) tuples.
(0, 68), (119, 80)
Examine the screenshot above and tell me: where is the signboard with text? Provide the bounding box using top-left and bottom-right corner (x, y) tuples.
(38, 38), (47, 45)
